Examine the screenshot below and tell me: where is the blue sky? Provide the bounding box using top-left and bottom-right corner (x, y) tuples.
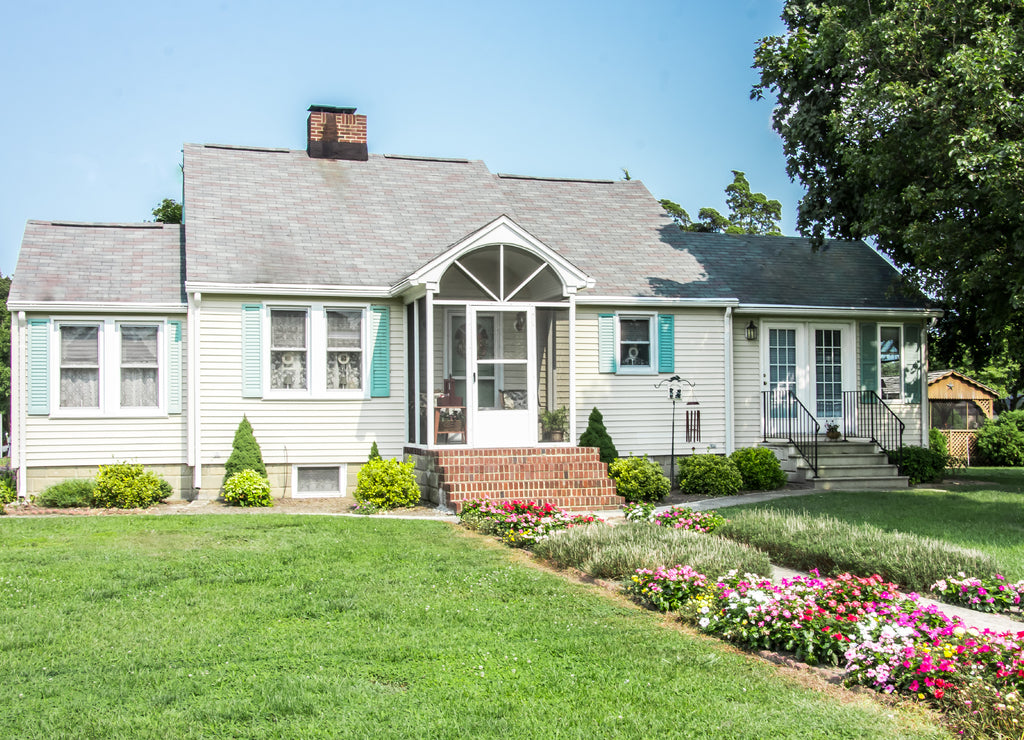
(0, 0), (803, 277)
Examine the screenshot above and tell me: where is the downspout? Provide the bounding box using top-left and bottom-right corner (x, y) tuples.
(921, 319), (931, 446)
(568, 293), (577, 445)
(724, 307), (735, 454)
(188, 292), (202, 493)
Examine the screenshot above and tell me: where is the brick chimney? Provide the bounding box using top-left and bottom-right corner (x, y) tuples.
(307, 105), (368, 161)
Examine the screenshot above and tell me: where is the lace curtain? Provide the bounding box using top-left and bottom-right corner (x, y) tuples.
(271, 310), (308, 389)
(60, 326), (99, 408)
(327, 310), (361, 390)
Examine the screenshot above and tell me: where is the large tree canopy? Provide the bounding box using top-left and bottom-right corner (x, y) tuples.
(660, 170), (782, 235)
(752, 0), (1024, 392)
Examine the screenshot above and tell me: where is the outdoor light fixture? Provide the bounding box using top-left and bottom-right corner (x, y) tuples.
(745, 321), (758, 341)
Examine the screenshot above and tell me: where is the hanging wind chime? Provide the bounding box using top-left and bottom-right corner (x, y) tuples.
(654, 375), (699, 487)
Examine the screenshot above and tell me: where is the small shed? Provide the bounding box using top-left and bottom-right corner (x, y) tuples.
(928, 370), (1000, 463)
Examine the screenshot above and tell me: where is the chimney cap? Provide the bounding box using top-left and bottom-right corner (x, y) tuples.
(308, 104), (358, 115)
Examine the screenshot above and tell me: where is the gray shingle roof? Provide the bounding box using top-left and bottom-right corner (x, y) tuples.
(182, 143), (927, 309)
(11, 221), (184, 305)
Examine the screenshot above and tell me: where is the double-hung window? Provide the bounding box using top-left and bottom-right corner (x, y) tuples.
(326, 309), (363, 391)
(879, 325), (903, 401)
(270, 309), (309, 391)
(597, 312), (674, 375)
(619, 316), (653, 369)
(59, 325), (100, 408)
(120, 325), (160, 407)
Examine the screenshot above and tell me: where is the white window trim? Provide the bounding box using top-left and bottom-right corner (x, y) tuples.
(878, 324), (904, 403)
(263, 302), (370, 400)
(292, 463), (347, 498)
(616, 311), (658, 375)
(50, 318), (168, 418)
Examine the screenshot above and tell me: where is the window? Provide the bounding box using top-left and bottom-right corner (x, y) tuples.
(879, 325), (902, 401)
(264, 304), (370, 397)
(293, 465), (345, 497)
(120, 325), (159, 407)
(270, 309), (308, 390)
(50, 320), (170, 415)
(618, 315), (653, 371)
(60, 325), (100, 408)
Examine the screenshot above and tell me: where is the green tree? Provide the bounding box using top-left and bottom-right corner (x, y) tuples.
(659, 171), (782, 235)
(752, 0), (1024, 391)
(223, 416), (267, 485)
(578, 407), (618, 465)
(151, 198), (182, 224)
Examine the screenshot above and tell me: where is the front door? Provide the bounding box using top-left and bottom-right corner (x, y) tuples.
(762, 322), (853, 430)
(468, 305), (536, 446)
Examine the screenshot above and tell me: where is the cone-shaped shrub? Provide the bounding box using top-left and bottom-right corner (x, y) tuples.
(369, 441), (381, 460)
(224, 416), (267, 485)
(579, 407), (618, 465)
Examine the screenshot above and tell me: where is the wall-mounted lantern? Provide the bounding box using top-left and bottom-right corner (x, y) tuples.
(745, 321), (758, 341)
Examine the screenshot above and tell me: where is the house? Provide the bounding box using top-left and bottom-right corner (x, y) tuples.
(928, 370), (1000, 464)
(8, 106), (939, 510)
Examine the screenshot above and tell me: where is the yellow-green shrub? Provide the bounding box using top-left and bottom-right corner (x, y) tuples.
(94, 463), (171, 509)
(355, 457), (420, 509)
(223, 468), (273, 507)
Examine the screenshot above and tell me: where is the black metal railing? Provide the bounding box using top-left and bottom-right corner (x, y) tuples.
(762, 390), (819, 475)
(841, 390), (905, 460)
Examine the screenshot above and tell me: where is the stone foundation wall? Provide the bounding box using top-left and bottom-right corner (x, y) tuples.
(23, 464), (196, 501)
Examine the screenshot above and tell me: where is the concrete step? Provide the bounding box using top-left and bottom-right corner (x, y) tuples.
(813, 475), (909, 491)
(815, 463), (901, 478)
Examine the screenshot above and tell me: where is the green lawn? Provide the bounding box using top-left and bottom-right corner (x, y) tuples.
(0, 515), (948, 739)
(730, 468), (1024, 579)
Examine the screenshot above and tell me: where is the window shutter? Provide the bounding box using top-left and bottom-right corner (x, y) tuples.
(657, 314), (675, 373)
(598, 314), (616, 373)
(370, 305), (390, 398)
(168, 320), (183, 414)
(859, 322), (878, 393)
(26, 319), (50, 415)
(241, 304), (263, 398)
(903, 323), (922, 404)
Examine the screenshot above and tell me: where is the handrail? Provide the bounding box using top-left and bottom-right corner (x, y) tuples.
(841, 390), (905, 461)
(762, 390), (819, 475)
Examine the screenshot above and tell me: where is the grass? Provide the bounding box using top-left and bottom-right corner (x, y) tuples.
(726, 468), (1024, 580)
(533, 522), (772, 580)
(0, 515), (949, 739)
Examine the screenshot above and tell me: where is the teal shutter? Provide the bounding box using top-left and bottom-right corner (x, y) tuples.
(903, 323), (922, 404)
(26, 319), (50, 415)
(241, 304), (263, 398)
(657, 314), (675, 373)
(370, 305), (390, 398)
(167, 320), (183, 414)
(859, 322), (878, 393)
(598, 314), (617, 373)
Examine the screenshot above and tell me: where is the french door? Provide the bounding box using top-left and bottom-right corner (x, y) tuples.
(762, 322), (853, 428)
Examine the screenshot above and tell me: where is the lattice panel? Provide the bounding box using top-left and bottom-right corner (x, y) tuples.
(940, 430), (978, 464)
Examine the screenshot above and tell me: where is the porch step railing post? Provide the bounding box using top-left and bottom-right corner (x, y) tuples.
(761, 390), (819, 475)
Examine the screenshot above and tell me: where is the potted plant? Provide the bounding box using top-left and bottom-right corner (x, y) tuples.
(824, 420), (842, 441)
(539, 406), (569, 442)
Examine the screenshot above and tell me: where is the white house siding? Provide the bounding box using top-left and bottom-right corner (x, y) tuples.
(731, 315), (763, 449)
(20, 314), (189, 495)
(196, 296), (406, 492)
(574, 307), (727, 457)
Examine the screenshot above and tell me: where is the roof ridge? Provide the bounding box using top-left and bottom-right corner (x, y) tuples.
(497, 172), (617, 184)
(202, 143), (292, 153)
(382, 153), (471, 164)
(39, 221), (169, 229)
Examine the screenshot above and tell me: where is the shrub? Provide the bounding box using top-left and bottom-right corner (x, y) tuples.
(368, 441), (381, 461)
(677, 454), (742, 496)
(355, 457), (420, 510)
(578, 407), (617, 465)
(0, 477), (15, 506)
(929, 427), (948, 458)
(889, 445), (946, 485)
(622, 501), (656, 522)
(608, 455), (670, 503)
(729, 447), (787, 490)
(533, 522), (771, 581)
(223, 416), (267, 484)
(223, 468), (273, 507)
(717, 508), (996, 592)
(975, 410), (1024, 466)
(94, 463), (171, 509)
(37, 479), (96, 508)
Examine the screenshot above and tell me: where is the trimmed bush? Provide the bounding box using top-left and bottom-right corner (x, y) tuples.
(677, 454), (742, 497)
(717, 508), (996, 593)
(929, 427), (948, 458)
(729, 447), (787, 490)
(975, 410), (1024, 466)
(355, 457), (420, 510)
(223, 469), (273, 507)
(578, 407), (618, 465)
(0, 477), (15, 506)
(608, 455), (670, 503)
(223, 416), (267, 484)
(94, 463), (171, 509)
(37, 479), (96, 508)
(533, 522), (771, 581)
(368, 441), (381, 461)
(889, 445), (946, 485)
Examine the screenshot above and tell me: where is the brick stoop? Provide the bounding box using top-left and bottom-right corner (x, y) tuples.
(405, 446), (624, 513)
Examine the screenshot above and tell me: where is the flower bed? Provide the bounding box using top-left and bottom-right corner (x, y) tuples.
(627, 567), (1024, 737)
(931, 573), (1024, 615)
(652, 506), (726, 534)
(458, 499), (602, 547)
